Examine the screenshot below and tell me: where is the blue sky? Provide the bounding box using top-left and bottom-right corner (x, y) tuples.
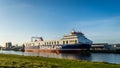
(0, 0), (120, 46)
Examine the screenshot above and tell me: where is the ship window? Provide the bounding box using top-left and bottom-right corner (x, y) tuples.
(49, 42), (51, 45)
(63, 41), (65, 44)
(47, 42), (49, 45)
(45, 42), (47, 45)
(54, 41), (56, 45)
(57, 41), (59, 45)
(75, 40), (77, 44)
(48, 42), (49, 45)
(45, 42), (46, 45)
(66, 41), (68, 44)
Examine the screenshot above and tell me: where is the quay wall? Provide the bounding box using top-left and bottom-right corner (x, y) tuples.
(90, 43), (120, 53)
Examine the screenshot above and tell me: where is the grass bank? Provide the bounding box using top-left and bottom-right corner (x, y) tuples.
(0, 54), (119, 68)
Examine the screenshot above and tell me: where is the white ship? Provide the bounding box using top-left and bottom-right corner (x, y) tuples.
(24, 30), (92, 53)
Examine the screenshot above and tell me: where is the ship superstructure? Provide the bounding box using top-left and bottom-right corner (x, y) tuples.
(24, 30), (92, 53)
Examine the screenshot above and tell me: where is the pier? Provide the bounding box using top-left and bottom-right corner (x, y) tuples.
(90, 43), (120, 53)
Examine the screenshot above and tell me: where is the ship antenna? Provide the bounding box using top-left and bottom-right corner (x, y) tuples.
(79, 25), (82, 32)
(72, 28), (76, 32)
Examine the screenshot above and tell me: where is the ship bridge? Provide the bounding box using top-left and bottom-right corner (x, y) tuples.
(61, 30), (92, 45)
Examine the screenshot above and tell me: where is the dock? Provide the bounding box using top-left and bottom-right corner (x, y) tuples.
(90, 43), (120, 53)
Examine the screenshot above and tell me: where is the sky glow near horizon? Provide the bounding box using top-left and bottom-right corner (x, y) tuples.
(0, 0), (120, 46)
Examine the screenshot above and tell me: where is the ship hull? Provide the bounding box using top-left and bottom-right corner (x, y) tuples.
(25, 44), (91, 53)
(25, 49), (90, 53)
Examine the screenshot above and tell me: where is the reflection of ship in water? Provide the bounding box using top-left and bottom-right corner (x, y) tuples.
(24, 52), (91, 60)
(61, 52), (91, 60)
(24, 29), (92, 53)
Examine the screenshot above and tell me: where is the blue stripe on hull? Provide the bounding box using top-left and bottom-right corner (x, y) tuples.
(61, 44), (91, 49)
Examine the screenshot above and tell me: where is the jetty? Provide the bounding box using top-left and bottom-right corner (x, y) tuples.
(90, 43), (120, 53)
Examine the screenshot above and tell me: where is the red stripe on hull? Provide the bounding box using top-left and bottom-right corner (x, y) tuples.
(25, 49), (89, 54)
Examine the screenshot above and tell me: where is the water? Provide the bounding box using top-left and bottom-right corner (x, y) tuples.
(0, 50), (120, 64)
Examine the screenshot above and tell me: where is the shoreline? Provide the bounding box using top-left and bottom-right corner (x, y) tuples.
(0, 54), (120, 68)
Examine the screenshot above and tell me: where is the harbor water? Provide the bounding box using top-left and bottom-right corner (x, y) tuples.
(0, 50), (120, 64)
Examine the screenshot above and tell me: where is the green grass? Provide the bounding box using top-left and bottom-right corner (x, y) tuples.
(0, 54), (119, 68)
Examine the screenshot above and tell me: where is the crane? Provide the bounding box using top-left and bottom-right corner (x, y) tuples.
(31, 36), (43, 42)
